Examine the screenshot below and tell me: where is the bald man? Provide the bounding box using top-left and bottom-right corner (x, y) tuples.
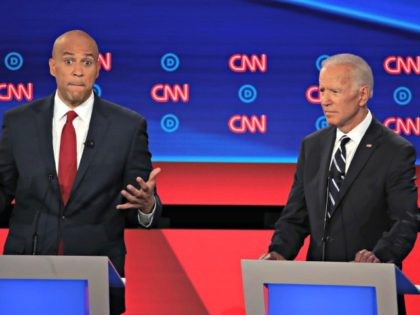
(0, 30), (162, 315)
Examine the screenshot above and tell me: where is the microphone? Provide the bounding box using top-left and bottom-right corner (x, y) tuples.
(31, 210), (41, 255)
(84, 140), (95, 148)
(32, 173), (54, 255)
(321, 175), (331, 261)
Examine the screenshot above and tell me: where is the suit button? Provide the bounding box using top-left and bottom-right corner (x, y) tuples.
(61, 215), (66, 220)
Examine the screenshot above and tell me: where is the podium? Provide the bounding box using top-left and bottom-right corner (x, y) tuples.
(241, 260), (420, 315)
(0, 255), (124, 315)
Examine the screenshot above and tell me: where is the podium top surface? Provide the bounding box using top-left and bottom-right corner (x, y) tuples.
(241, 260), (420, 315)
(0, 255), (124, 288)
(241, 260), (420, 295)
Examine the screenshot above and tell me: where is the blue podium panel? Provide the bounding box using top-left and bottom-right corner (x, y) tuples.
(0, 279), (88, 315)
(267, 283), (378, 315)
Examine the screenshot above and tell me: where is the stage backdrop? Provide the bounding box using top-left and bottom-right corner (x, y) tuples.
(0, 0), (419, 205)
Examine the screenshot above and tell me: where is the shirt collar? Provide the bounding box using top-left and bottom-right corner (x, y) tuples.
(53, 91), (95, 122)
(336, 110), (372, 144)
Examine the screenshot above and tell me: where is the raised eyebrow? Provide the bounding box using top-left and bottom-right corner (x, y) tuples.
(62, 52), (75, 57)
(82, 54), (96, 59)
(61, 52), (96, 59)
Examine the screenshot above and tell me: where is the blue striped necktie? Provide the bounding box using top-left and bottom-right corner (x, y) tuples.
(327, 135), (350, 219)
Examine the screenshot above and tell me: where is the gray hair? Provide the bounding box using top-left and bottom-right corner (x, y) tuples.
(321, 53), (374, 98)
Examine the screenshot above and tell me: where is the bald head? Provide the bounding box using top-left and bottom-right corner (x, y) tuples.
(49, 29), (100, 108)
(52, 30), (99, 59)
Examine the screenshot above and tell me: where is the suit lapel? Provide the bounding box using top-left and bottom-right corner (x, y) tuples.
(318, 128), (336, 213)
(333, 118), (382, 212)
(33, 96), (58, 181)
(69, 96), (110, 199)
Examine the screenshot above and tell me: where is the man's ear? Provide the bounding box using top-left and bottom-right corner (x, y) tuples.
(95, 57), (100, 79)
(49, 58), (56, 77)
(358, 85), (369, 106)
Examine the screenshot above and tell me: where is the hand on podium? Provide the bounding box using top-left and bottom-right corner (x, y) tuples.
(259, 249), (381, 263)
(353, 249), (381, 263)
(259, 251), (286, 260)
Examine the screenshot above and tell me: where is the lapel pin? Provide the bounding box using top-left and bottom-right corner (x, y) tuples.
(366, 144), (373, 148)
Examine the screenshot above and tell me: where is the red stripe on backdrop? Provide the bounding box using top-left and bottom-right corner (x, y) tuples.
(1, 230), (419, 314)
(153, 162), (296, 205)
(154, 162), (420, 207)
(123, 229), (307, 315)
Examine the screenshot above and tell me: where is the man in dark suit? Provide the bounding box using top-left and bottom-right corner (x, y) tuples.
(0, 30), (162, 315)
(261, 53), (418, 314)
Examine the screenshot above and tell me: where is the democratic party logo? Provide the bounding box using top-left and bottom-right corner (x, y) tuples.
(4, 52), (23, 71)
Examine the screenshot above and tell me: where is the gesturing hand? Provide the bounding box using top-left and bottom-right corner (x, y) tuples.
(117, 167), (161, 213)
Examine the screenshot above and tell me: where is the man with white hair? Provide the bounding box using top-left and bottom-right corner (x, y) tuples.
(261, 53), (418, 314)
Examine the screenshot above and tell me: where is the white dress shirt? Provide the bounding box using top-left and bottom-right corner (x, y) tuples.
(331, 110), (373, 174)
(52, 91), (154, 226)
(52, 92), (93, 170)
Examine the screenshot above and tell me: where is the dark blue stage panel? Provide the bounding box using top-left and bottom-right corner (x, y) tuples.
(267, 283), (378, 315)
(0, 279), (88, 315)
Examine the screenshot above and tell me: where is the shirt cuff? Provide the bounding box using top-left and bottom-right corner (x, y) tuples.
(137, 196), (156, 227)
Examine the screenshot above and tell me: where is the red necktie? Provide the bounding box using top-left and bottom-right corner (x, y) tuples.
(58, 111), (78, 205)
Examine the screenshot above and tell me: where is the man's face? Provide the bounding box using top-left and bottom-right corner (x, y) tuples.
(319, 63), (369, 133)
(49, 33), (99, 108)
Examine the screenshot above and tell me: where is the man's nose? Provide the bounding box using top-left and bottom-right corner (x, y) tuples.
(72, 63), (83, 76)
(320, 92), (330, 106)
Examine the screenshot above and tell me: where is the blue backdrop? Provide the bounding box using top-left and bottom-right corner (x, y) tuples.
(0, 0), (419, 163)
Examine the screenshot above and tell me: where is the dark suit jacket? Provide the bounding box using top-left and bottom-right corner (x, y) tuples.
(269, 118), (418, 265)
(0, 93), (162, 275)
